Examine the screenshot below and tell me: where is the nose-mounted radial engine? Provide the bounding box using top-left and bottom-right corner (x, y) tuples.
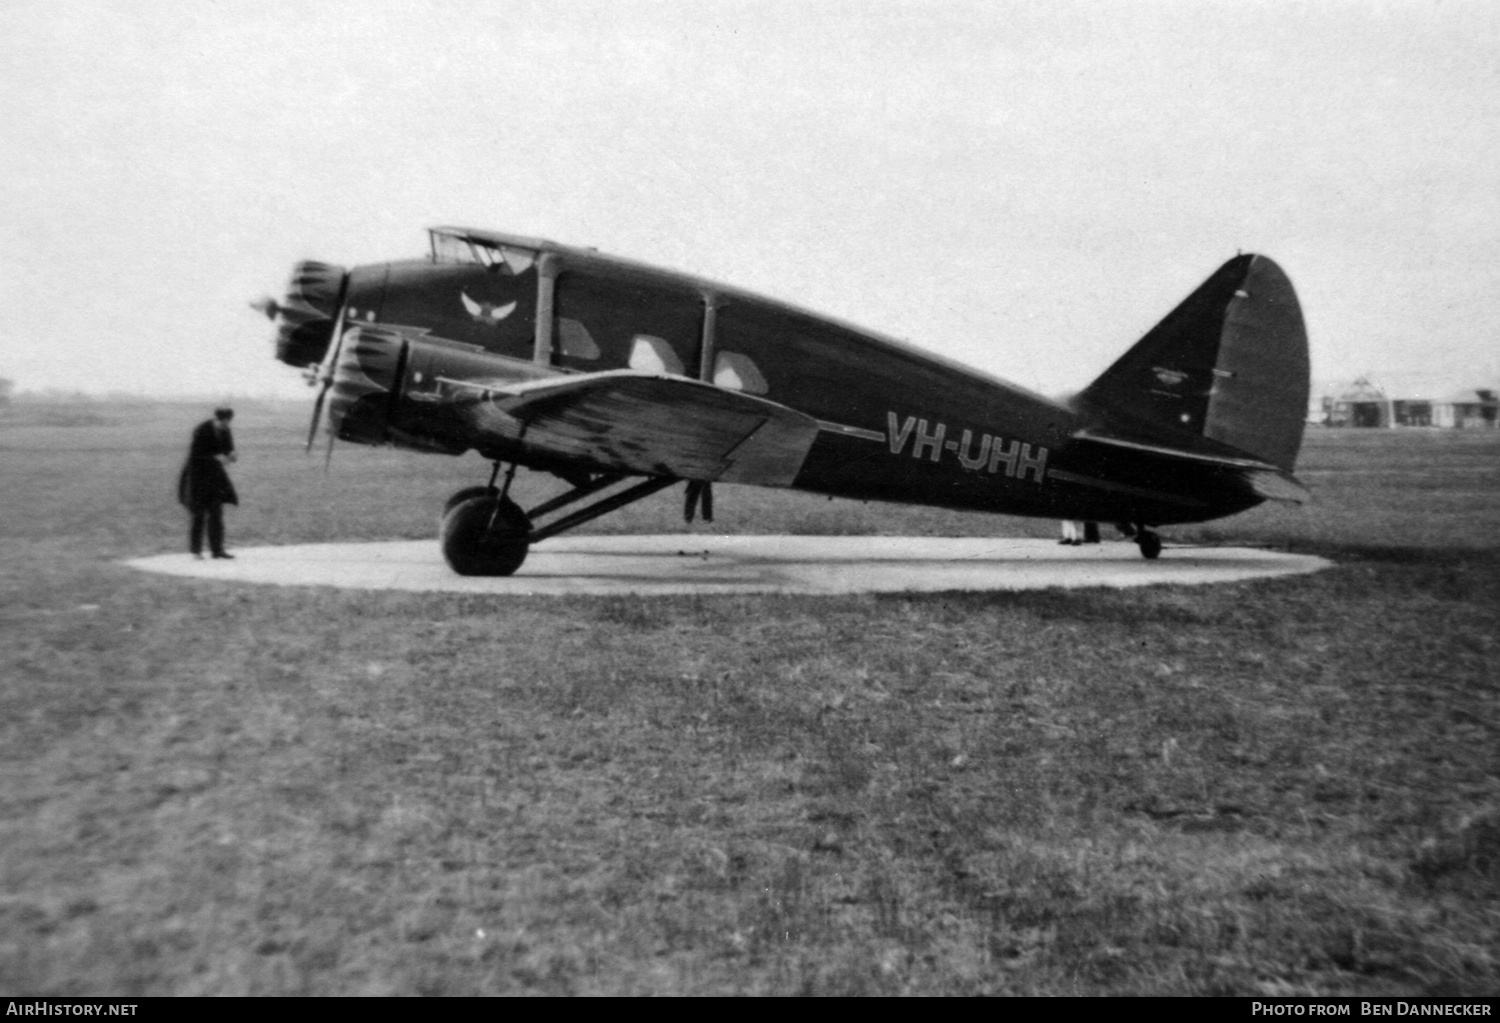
(256, 260), (350, 452)
(267, 261), (346, 370)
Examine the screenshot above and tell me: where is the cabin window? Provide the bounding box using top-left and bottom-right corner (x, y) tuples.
(431, 233), (483, 265)
(492, 246), (536, 275)
(430, 233), (537, 276)
(553, 271), (701, 375)
(629, 335), (686, 375)
(712, 351), (768, 394)
(557, 318), (602, 361)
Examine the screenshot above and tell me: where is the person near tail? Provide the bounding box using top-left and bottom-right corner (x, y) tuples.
(1059, 520), (1101, 545)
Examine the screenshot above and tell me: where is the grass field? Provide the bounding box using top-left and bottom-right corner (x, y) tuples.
(1, 398), (1496, 995)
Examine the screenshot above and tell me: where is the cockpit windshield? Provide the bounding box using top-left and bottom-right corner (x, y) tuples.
(428, 231), (537, 276)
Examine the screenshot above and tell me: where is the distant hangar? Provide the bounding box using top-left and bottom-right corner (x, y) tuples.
(1314, 375), (1499, 429)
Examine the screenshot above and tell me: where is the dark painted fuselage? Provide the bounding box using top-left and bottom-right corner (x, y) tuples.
(296, 229), (1269, 529)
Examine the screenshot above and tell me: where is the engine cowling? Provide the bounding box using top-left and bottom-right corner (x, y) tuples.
(326, 324), (404, 445)
(273, 260), (348, 369)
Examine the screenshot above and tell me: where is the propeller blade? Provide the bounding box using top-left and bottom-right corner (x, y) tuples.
(305, 381), (329, 452)
(305, 314), (350, 454)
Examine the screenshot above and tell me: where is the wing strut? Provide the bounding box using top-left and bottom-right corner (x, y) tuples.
(526, 476), (679, 544)
(527, 473), (627, 520)
(441, 469), (680, 576)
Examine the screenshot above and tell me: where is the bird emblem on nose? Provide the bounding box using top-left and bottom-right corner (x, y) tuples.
(460, 291), (517, 323)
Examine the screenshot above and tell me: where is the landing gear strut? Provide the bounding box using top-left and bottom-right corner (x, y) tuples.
(439, 462), (677, 576)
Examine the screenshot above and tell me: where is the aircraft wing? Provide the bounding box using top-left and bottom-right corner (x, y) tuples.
(478, 370), (820, 486)
(1073, 429), (1310, 503)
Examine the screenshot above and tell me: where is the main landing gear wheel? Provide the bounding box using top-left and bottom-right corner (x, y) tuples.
(442, 485), (497, 518)
(441, 494), (532, 576)
(1136, 530), (1163, 560)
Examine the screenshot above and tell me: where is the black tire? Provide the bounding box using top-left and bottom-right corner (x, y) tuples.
(442, 485), (498, 518)
(1137, 531), (1163, 560)
(441, 495), (531, 576)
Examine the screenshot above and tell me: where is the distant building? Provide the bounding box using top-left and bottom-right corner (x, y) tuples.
(1318, 375), (1499, 429)
(1443, 386), (1500, 429)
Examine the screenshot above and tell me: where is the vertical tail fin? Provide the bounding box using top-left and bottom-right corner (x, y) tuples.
(1077, 255), (1309, 472)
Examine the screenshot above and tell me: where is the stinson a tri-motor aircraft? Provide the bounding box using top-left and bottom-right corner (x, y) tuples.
(262, 226), (1309, 576)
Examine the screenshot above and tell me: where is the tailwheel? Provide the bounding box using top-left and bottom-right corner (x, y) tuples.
(1136, 529), (1163, 560)
(441, 493), (532, 576)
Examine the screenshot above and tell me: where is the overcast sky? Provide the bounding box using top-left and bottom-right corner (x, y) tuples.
(3, 0), (1497, 399)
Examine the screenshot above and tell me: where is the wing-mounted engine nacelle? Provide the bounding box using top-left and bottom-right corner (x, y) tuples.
(325, 324), (406, 446)
(321, 324), (503, 455)
(272, 260), (348, 369)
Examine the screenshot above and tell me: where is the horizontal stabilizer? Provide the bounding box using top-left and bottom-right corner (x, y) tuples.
(1075, 429), (1309, 504)
(1243, 467), (1311, 504)
(483, 370), (820, 486)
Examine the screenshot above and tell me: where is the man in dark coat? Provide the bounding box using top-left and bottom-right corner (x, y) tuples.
(178, 406), (239, 559)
